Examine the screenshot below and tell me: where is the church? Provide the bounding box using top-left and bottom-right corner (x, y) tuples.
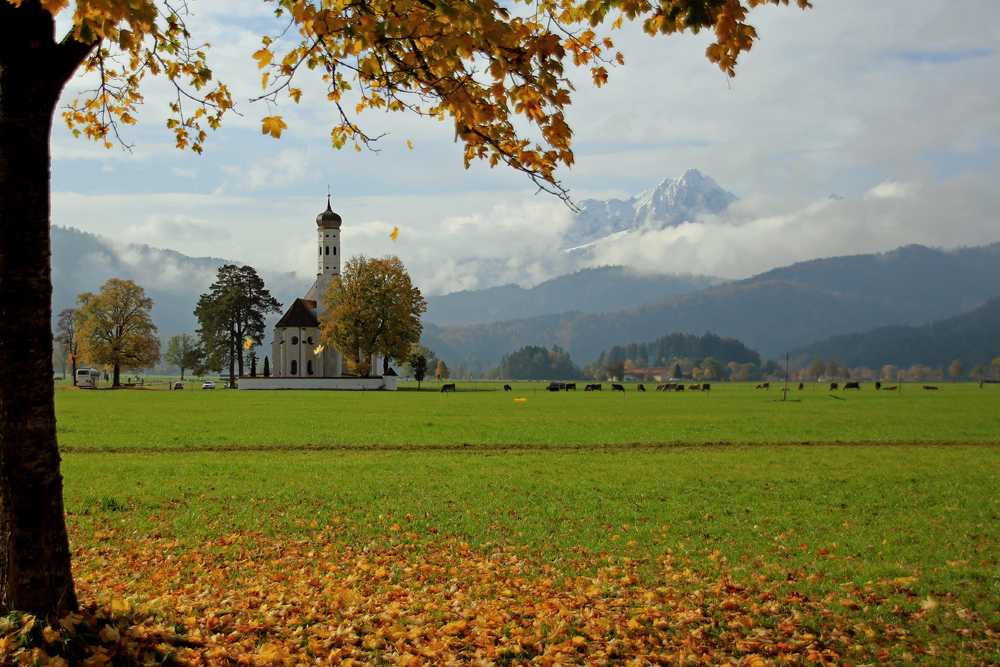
(238, 198), (397, 390)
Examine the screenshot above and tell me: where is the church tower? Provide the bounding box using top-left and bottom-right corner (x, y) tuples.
(315, 195), (342, 320)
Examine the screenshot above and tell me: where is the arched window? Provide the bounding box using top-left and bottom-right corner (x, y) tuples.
(290, 360), (298, 375)
(291, 336), (299, 345)
(325, 247), (330, 255)
(307, 336), (313, 345)
(307, 360), (314, 375)
(333, 247), (337, 255)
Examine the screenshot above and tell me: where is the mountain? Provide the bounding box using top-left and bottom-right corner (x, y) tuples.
(790, 296), (1000, 370)
(562, 169), (738, 250)
(420, 243), (1000, 368)
(424, 267), (718, 326)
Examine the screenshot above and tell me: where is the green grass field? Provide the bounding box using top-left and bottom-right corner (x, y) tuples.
(38, 383), (1000, 665)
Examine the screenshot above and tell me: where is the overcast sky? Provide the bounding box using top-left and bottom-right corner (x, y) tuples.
(51, 0), (1000, 296)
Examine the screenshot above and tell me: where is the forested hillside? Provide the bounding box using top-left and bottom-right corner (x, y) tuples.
(424, 266), (716, 326)
(421, 243), (1000, 368)
(790, 296), (1000, 370)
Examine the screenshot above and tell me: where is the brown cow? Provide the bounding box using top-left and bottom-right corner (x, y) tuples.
(701, 383), (711, 392)
(755, 382), (770, 390)
(798, 382), (804, 390)
(565, 382), (576, 391)
(611, 384), (625, 392)
(923, 385), (939, 390)
(829, 382), (838, 390)
(882, 385), (898, 391)
(675, 384), (685, 392)
(637, 384), (645, 392)
(843, 381), (860, 390)
(655, 384), (667, 392)
(441, 383), (456, 393)
(687, 384), (700, 391)
(875, 381), (882, 390)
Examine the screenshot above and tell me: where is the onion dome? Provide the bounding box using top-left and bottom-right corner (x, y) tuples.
(316, 195), (342, 228)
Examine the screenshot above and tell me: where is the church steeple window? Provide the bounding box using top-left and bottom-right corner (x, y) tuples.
(290, 360), (298, 375)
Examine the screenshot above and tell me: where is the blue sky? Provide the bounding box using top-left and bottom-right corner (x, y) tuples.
(51, 0), (1000, 296)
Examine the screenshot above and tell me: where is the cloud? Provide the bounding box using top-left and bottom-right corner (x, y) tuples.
(171, 167), (199, 178)
(581, 173), (1000, 280)
(123, 215), (231, 246)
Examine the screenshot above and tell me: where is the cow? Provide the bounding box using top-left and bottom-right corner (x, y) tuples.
(923, 385), (939, 390)
(655, 384), (667, 392)
(503, 384), (512, 392)
(798, 382), (804, 390)
(612, 384), (625, 392)
(882, 385), (898, 391)
(675, 384), (685, 392)
(637, 384), (645, 392)
(843, 381), (861, 390)
(441, 383), (456, 393)
(829, 382), (838, 391)
(701, 383), (711, 392)
(565, 383), (576, 391)
(688, 384), (700, 391)
(585, 384), (602, 391)
(755, 382), (770, 390)
(875, 381), (882, 390)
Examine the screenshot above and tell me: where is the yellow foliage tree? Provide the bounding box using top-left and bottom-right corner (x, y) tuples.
(1, 0), (809, 617)
(320, 255), (426, 377)
(76, 279), (161, 388)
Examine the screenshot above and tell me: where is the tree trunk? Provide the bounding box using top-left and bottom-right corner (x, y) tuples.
(112, 363), (121, 388)
(0, 0), (94, 615)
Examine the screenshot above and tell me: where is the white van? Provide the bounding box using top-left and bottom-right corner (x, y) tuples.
(75, 368), (100, 388)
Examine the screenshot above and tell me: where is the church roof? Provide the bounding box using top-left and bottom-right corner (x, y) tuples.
(275, 298), (319, 328)
(317, 196), (342, 229)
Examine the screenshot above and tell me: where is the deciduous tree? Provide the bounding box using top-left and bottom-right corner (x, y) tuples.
(808, 359), (825, 380)
(411, 354), (428, 389)
(0, 0), (808, 619)
(164, 334), (203, 380)
(76, 279), (161, 388)
(948, 359), (964, 381)
(53, 308), (81, 380)
(321, 255), (426, 377)
(195, 265), (281, 382)
(436, 360), (451, 381)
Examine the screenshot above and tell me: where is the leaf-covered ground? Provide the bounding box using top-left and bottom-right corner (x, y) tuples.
(5, 519), (997, 666)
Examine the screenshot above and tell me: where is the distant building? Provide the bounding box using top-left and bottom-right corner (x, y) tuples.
(240, 198), (395, 390)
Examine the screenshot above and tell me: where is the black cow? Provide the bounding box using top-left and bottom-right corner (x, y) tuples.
(503, 384), (512, 392)
(798, 382), (804, 390)
(441, 383), (456, 393)
(701, 383), (711, 392)
(875, 381), (882, 390)
(565, 382), (576, 391)
(637, 384), (645, 392)
(829, 382), (838, 390)
(611, 384), (625, 392)
(843, 381), (861, 390)
(923, 385), (939, 390)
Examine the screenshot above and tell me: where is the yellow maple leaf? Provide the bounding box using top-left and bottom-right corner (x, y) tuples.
(390, 226), (399, 242)
(243, 336), (253, 350)
(252, 49), (273, 69)
(261, 116), (287, 138)
(407, 140), (413, 150)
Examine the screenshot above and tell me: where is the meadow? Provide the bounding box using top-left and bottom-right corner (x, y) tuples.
(11, 382), (997, 665)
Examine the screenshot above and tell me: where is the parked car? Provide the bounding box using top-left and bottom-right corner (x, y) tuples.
(173, 382), (183, 390)
(202, 381), (215, 390)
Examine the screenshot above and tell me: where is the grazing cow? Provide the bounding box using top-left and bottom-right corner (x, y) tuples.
(830, 382), (838, 391)
(688, 384), (700, 391)
(923, 385), (939, 390)
(503, 384), (512, 392)
(565, 383), (576, 391)
(637, 384), (645, 392)
(675, 384), (685, 392)
(798, 382), (804, 390)
(875, 381), (882, 390)
(843, 381), (861, 390)
(441, 383), (456, 393)
(882, 385), (898, 391)
(701, 383), (711, 392)
(655, 384), (667, 392)
(585, 384), (602, 391)
(755, 382), (770, 390)
(611, 384), (625, 392)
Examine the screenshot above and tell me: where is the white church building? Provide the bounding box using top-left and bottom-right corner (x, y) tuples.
(239, 198), (397, 390)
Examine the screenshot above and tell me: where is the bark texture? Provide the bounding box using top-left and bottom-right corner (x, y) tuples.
(0, 0), (94, 615)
